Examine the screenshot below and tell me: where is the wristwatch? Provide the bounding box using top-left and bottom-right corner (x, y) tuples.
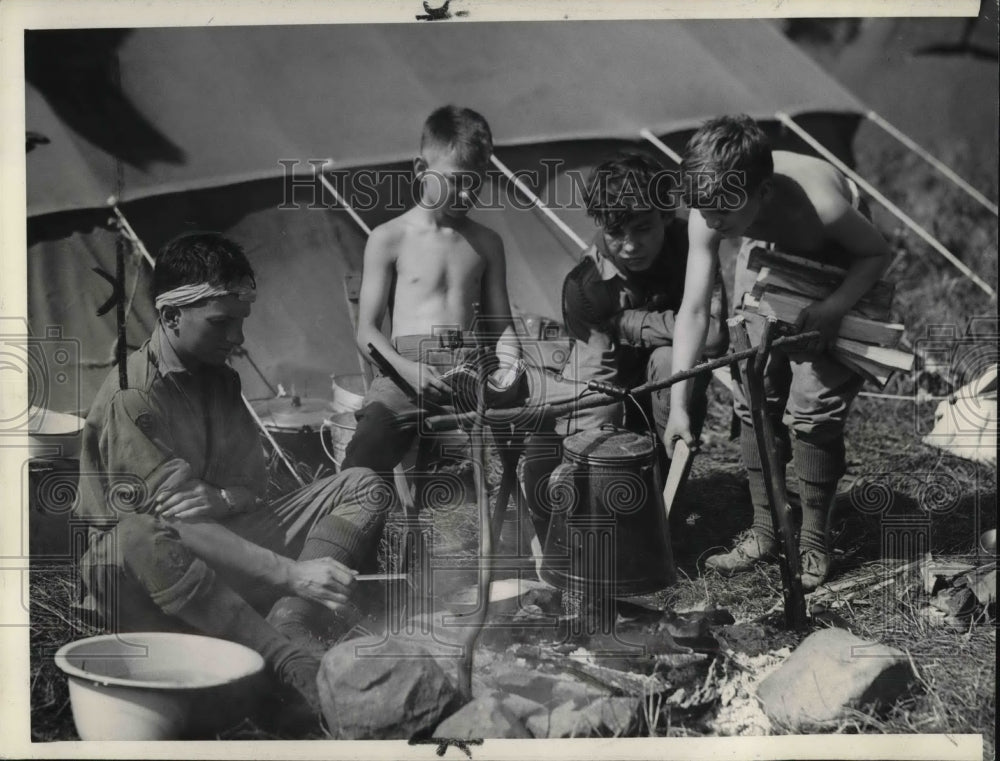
(219, 488), (240, 515)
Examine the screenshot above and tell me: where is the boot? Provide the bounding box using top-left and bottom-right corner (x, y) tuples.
(168, 563), (323, 716)
(705, 530), (779, 576)
(799, 547), (832, 592)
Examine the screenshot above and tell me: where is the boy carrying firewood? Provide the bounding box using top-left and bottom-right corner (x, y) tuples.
(665, 115), (892, 590)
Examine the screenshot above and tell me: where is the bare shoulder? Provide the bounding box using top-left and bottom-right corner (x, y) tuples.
(774, 150), (853, 223)
(366, 215), (409, 260)
(463, 218), (505, 260)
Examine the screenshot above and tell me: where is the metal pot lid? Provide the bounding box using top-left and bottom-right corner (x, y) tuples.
(562, 427), (654, 462)
(250, 397), (333, 430)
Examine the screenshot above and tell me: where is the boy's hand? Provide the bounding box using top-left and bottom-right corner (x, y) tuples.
(286, 557), (358, 612)
(663, 408), (696, 457)
(399, 359), (451, 403)
(151, 459), (194, 504)
(794, 299), (846, 354)
(155, 480), (230, 521)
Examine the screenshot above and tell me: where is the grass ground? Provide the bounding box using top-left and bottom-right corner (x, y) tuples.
(28, 78), (997, 756)
(29, 375), (997, 751)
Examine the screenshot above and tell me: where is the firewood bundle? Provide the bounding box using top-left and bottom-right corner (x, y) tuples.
(740, 248), (914, 387)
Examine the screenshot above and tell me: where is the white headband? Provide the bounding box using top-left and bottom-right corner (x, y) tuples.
(155, 279), (257, 310)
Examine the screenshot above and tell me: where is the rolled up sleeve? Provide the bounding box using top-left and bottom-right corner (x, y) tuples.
(99, 388), (190, 514)
(612, 308), (676, 349)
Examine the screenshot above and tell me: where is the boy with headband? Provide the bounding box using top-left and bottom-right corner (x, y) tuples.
(76, 232), (386, 723)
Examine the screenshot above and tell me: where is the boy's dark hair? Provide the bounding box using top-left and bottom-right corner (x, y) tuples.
(583, 153), (672, 234)
(681, 114), (773, 208)
(152, 232), (256, 299)
(420, 105), (493, 170)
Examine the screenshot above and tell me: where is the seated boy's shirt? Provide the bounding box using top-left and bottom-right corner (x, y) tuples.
(76, 326), (267, 528)
(561, 218), (727, 390)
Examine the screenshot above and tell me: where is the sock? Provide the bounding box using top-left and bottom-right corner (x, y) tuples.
(170, 565), (315, 687)
(798, 479), (837, 553)
(793, 438), (844, 554)
(741, 425), (778, 545)
(267, 513), (371, 646)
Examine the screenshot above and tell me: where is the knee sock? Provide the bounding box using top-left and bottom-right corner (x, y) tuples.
(740, 425), (778, 545)
(798, 480), (837, 553)
(267, 513), (371, 642)
(169, 561), (317, 688)
(793, 438), (844, 554)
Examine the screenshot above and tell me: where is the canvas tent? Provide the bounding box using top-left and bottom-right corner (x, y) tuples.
(25, 20), (866, 415)
(923, 365), (998, 466)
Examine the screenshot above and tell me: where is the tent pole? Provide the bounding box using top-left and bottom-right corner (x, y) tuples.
(639, 128), (682, 165)
(776, 112), (997, 300)
(314, 165), (416, 513)
(110, 202), (306, 487)
(315, 162), (373, 236)
(109, 202), (155, 267)
(865, 110), (998, 217)
(489, 154), (588, 251)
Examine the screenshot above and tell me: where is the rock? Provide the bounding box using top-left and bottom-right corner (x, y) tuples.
(963, 567), (996, 607)
(491, 668), (564, 704)
(526, 697), (639, 738)
(917, 605), (968, 631)
(318, 635), (459, 740)
(500, 693), (549, 721)
(930, 586), (976, 617)
(520, 586), (562, 614)
(921, 559), (976, 595)
(756, 628), (916, 730)
(433, 692), (531, 739)
(717, 622), (787, 656)
(490, 665), (610, 707)
(551, 677), (613, 706)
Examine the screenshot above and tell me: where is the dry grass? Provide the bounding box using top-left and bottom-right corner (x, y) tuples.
(29, 118), (997, 753)
(28, 390), (997, 751)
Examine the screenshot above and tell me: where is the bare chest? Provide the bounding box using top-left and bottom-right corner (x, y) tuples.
(394, 235), (485, 294)
(748, 211), (828, 258)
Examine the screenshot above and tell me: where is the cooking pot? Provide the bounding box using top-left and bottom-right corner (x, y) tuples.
(543, 426), (676, 596)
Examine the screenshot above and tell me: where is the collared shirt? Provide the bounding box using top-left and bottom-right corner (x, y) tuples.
(76, 325), (267, 526)
(560, 218), (728, 389)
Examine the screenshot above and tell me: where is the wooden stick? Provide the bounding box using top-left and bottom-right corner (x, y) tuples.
(457, 306), (494, 701)
(400, 331), (821, 434)
(730, 316), (808, 630)
(661, 439), (694, 521)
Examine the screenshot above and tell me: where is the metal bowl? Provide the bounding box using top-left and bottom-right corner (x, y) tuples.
(55, 632), (265, 740)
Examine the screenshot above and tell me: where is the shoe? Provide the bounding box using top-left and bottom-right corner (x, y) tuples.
(799, 548), (831, 592)
(705, 531), (778, 576)
(267, 652), (324, 735)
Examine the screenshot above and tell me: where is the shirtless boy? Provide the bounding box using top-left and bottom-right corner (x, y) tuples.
(337, 106), (521, 566)
(665, 115), (891, 590)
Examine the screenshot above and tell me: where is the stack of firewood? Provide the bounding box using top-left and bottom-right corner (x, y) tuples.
(741, 247), (914, 387)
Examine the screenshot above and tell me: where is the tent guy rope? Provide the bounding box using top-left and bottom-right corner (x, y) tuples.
(865, 110), (998, 217)
(639, 128), (683, 165)
(315, 161), (373, 236)
(776, 112), (997, 299)
(489, 154), (588, 251)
